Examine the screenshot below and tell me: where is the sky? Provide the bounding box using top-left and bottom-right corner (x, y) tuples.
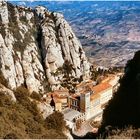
(5, 0), (140, 1)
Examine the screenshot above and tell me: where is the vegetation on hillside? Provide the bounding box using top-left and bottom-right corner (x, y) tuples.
(101, 126), (140, 139)
(0, 71), (8, 87)
(90, 65), (123, 83)
(52, 60), (83, 93)
(0, 86), (67, 139)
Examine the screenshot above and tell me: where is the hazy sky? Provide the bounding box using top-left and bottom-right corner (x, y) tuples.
(6, 0), (140, 1)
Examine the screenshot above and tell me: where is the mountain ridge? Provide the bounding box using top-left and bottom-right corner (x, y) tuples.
(13, 1), (140, 67)
(0, 1), (90, 93)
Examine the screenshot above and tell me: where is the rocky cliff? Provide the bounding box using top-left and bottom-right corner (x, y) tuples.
(0, 1), (90, 93)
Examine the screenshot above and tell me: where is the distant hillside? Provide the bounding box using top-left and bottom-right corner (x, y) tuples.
(12, 1), (140, 67)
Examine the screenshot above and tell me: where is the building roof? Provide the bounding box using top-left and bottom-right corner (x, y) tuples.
(101, 77), (111, 83)
(90, 82), (112, 101)
(76, 80), (95, 89)
(75, 80), (95, 95)
(59, 95), (68, 99)
(92, 82), (112, 94)
(53, 98), (62, 104)
(55, 87), (69, 93)
(80, 89), (91, 95)
(46, 89), (69, 99)
(70, 94), (80, 100)
(90, 93), (100, 101)
(47, 92), (59, 98)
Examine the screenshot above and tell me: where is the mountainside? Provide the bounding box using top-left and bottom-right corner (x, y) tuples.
(73, 50), (140, 139)
(0, 1), (90, 93)
(98, 50), (140, 138)
(0, 85), (68, 139)
(14, 1), (140, 67)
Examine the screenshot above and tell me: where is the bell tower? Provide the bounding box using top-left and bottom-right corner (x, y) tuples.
(80, 92), (90, 113)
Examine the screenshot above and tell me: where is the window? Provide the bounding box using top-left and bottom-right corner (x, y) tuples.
(75, 101), (77, 106)
(101, 93), (112, 103)
(72, 100), (75, 105)
(93, 99), (100, 107)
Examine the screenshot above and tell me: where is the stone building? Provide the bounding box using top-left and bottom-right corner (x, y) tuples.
(69, 82), (113, 120)
(43, 74), (120, 123)
(43, 88), (69, 111)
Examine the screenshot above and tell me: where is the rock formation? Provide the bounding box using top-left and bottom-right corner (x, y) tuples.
(0, 1), (90, 93)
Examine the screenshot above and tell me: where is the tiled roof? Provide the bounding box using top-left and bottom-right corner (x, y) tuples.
(92, 82), (112, 94)
(80, 89), (91, 95)
(101, 74), (119, 83)
(55, 88), (69, 93)
(90, 93), (100, 101)
(70, 94), (80, 100)
(47, 92), (59, 97)
(90, 82), (112, 101)
(59, 95), (68, 99)
(46, 89), (69, 98)
(53, 98), (62, 103)
(101, 77), (110, 83)
(76, 80), (95, 88)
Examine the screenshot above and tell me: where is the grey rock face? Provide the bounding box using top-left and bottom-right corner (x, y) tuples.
(0, 83), (16, 102)
(0, 3), (90, 93)
(37, 101), (53, 119)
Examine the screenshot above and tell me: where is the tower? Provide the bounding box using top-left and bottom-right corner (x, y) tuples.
(80, 92), (91, 119)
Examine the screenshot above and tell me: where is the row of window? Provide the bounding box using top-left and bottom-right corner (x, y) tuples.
(101, 93), (112, 104)
(70, 99), (79, 107)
